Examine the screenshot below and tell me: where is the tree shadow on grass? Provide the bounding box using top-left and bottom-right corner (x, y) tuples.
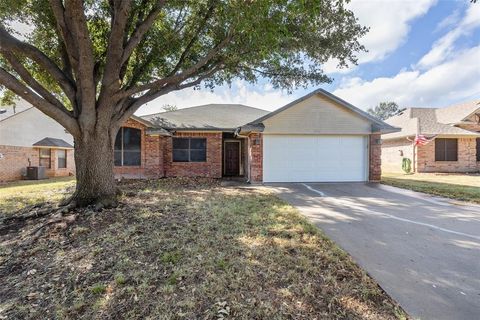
(0, 179), (404, 319)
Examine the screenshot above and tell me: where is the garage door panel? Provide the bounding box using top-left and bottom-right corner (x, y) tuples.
(263, 135), (367, 182)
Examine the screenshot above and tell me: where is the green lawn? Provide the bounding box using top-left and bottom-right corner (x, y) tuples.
(382, 172), (480, 204)
(0, 178), (405, 319)
(0, 177), (76, 213)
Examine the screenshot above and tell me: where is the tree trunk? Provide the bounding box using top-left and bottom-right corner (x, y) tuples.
(70, 130), (119, 208)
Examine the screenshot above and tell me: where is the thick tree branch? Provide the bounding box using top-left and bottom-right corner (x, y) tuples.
(48, 0), (80, 73)
(120, 33), (233, 98)
(64, 0), (96, 129)
(99, 0), (132, 107)
(0, 68), (80, 136)
(0, 26), (76, 102)
(114, 64), (223, 127)
(2, 51), (69, 112)
(121, 0), (166, 64)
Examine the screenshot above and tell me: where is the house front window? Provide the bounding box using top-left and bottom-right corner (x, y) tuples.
(435, 138), (457, 161)
(39, 149), (51, 168)
(477, 138), (480, 161)
(172, 138), (207, 162)
(114, 127), (141, 166)
(57, 149), (67, 168)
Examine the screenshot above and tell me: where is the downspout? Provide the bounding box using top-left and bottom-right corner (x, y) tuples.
(234, 127), (251, 183)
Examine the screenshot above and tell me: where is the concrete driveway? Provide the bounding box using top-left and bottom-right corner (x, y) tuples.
(268, 183), (480, 320)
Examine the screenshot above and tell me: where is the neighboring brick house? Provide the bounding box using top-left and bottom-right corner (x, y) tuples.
(382, 100), (480, 173)
(1, 89), (396, 183)
(113, 89), (396, 183)
(0, 101), (75, 182)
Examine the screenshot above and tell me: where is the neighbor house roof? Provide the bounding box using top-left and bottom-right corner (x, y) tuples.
(384, 100), (480, 140)
(0, 99), (32, 122)
(33, 137), (74, 149)
(435, 100), (480, 124)
(248, 88), (398, 134)
(141, 104), (269, 131)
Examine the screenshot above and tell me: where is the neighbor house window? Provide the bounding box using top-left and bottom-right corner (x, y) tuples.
(172, 138), (206, 162)
(57, 149), (67, 168)
(114, 127), (141, 166)
(39, 149), (51, 168)
(435, 138), (458, 161)
(477, 138), (480, 161)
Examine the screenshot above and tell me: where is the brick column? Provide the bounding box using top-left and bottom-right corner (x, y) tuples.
(249, 133), (263, 183)
(369, 134), (382, 182)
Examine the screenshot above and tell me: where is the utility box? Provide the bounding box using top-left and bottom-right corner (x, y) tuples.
(26, 166), (47, 180)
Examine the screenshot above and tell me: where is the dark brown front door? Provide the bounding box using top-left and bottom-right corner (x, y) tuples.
(224, 141), (240, 176)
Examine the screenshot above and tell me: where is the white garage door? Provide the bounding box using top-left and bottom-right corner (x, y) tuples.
(263, 135), (368, 182)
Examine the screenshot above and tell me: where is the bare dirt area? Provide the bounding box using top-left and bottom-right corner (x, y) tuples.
(0, 178), (406, 319)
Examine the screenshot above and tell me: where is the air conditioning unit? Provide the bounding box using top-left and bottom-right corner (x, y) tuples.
(26, 166), (47, 180)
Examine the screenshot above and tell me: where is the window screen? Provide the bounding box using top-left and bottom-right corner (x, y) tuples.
(114, 127), (141, 166)
(435, 138), (457, 161)
(173, 138), (206, 162)
(39, 149), (51, 168)
(57, 149), (67, 168)
(477, 138), (480, 162)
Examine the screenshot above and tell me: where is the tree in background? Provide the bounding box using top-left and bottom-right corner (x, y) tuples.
(0, 0), (367, 207)
(367, 102), (405, 120)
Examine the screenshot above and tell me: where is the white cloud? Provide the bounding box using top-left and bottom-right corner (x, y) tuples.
(136, 81), (298, 115)
(417, 4), (480, 69)
(333, 45), (480, 109)
(323, 0), (436, 74)
(352, 0), (436, 64)
(435, 9), (461, 32)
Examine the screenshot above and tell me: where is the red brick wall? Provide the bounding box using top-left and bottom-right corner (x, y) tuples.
(369, 134), (382, 181)
(48, 149), (75, 177)
(113, 119), (155, 179)
(164, 132), (222, 178)
(113, 118), (223, 179)
(417, 137), (480, 173)
(249, 133), (263, 183)
(0, 145), (74, 182)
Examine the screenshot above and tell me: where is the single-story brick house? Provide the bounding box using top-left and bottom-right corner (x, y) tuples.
(0, 89), (396, 183)
(113, 89), (396, 183)
(0, 101), (75, 181)
(382, 100), (480, 173)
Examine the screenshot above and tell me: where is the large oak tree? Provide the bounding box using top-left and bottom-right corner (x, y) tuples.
(0, 0), (367, 207)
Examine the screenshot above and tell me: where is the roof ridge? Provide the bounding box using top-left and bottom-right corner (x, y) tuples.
(139, 103), (267, 118)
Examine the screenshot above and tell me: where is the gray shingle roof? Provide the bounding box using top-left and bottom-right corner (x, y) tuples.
(384, 100), (480, 139)
(141, 104), (269, 131)
(33, 137), (74, 148)
(435, 100), (480, 124)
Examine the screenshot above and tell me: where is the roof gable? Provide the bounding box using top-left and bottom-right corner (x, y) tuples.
(435, 100), (480, 124)
(384, 104), (480, 139)
(250, 89), (397, 133)
(33, 137), (73, 149)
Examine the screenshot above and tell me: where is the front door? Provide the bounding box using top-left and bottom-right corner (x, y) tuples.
(224, 141), (240, 176)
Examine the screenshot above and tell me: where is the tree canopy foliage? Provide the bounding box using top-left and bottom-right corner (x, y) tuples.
(367, 101), (404, 121)
(0, 0), (368, 206)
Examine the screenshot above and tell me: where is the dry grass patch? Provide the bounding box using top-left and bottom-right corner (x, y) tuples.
(382, 173), (480, 204)
(0, 178), (406, 319)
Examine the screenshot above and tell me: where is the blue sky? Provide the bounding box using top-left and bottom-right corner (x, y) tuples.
(137, 0), (480, 115)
